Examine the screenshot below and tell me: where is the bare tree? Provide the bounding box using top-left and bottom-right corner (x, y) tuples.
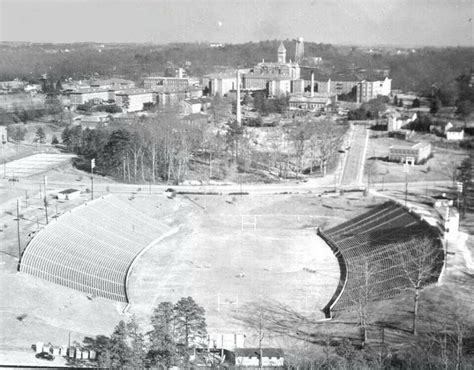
(308, 120), (343, 177)
(394, 237), (443, 335)
(348, 257), (380, 347)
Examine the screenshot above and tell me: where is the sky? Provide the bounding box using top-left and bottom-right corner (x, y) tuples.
(0, 0), (472, 47)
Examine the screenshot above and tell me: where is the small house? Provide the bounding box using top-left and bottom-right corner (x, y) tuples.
(446, 127), (464, 141)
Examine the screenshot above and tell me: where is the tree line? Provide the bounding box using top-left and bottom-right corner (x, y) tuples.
(80, 297), (209, 368)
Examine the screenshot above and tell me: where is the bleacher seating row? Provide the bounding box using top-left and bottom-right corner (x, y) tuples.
(19, 195), (170, 302)
(319, 201), (444, 318)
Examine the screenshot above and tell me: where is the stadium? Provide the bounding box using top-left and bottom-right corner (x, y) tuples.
(17, 192), (446, 335)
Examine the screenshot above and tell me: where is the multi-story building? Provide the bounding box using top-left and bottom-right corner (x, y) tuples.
(143, 77), (189, 92)
(356, 77), (392, 103)
(114, 89), (155, 112)
(202, 72), (240, 96)
(388, 142), (431, 164)
(267, 78), (292, 97)
(289, 94), (332, 111)
(243, 42), (300, 91)
(69, 88), (111, 106)
(89, 78), (135, 90)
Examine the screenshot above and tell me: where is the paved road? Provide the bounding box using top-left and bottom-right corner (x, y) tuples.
(340, 125), (369, 186)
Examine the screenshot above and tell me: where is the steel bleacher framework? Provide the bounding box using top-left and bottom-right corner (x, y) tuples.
(318, 201), (444, 318)
(19, 195), (171, 302)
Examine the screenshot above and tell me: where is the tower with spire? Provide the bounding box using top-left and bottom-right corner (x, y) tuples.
(277, 42), (286, 64)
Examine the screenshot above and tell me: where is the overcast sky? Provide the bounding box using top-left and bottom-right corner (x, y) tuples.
(0, 0), (472, 46)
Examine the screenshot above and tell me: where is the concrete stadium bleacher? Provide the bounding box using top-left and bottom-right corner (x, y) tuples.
(319, 201), (444, 318)
(19, 195), (171, 302)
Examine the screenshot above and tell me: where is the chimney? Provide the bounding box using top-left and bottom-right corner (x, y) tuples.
(310, 71), (314, 97)
(236, 70), (241, 125)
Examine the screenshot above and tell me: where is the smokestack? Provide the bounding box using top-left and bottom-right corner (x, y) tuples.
(236, 70), (241, 125)
(310, 71), (314, 97)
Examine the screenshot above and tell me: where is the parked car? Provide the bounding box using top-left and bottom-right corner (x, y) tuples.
(35, 352), (54, 361)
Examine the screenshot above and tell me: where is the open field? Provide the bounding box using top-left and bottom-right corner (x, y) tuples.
(365, 132), (469, 184)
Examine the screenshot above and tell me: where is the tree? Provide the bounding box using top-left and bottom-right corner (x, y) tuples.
(455, 100), (472, 120)
(51, 135), (59, 145)
(412, 98), (421, 108)
(55, 79), (63, 92)
(394, 237), (443, 335)
(430, 96), (442, 115)
(34, 127), (46, 144)
(173, 297), (207, 363)
(310, 120), (343, 177)
(107, 320), (132, 368)
(127, 316), (146, 368)
(149, 302), (177, 366)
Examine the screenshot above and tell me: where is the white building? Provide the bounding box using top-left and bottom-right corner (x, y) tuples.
(289, 94), (333, 111)
(69, 88), (110, 106)
(234, 348), (284, 367)
(268, 78), (292, 97)
(202, 72), (239, 96)
(356, 77), (392, 103)
(114, 89), (155, 112)
(388, 142), (431, 164)
(181, 98), (203, 115)
(446, 127), (464, 141)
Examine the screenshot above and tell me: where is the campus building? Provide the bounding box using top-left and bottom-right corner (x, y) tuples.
(356, 77), (392, 103)
(243, 42), (301, 91)
(143, 77), (190, 92)
(388, 142), (431, 164)
(114, 89), (155, 112)
(69, 88), (111, 106)
(202, 72), (240, 96)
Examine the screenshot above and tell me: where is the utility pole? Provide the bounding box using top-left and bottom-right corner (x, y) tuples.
(91, 158), (95, 200)
(404, 163), (409, 206)
(43, 176), (49, 224)
(16, 199), (21, 259)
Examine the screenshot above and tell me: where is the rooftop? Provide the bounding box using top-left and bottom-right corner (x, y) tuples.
(389, 141), (431, 150)
(447, 127), (464, 132)
(70, 88), (110, 94)
(115, 88), (154, 96)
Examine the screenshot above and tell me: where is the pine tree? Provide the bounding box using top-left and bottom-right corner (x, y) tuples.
(127, 316), (146, 368)
(173, 297), (207, 363)
(149, 301), (177, 366)
(108, 320), (132, 368)
(34, 127), (46, 144)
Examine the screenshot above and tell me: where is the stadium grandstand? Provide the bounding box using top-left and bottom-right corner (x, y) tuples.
(19, 195), (172, 302)
(318, 201), (444, 318)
